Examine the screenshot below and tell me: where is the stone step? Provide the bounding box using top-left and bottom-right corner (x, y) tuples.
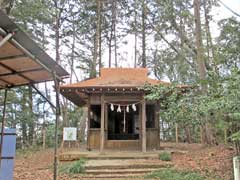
(80, 173), (147, 179)
(86, 163), (171, 170)
(85, 168), (158, 175)
(59, 153), (159, 161)
(85, 159), (172, 170)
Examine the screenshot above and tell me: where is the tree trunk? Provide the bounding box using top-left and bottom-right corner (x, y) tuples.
(108, 1), (116, 68)
(224, 128), (227, 144)
(28, 86), (35, 146)
(61, 100), (69, 127)
(141, 0), (146, 68)
(21, 91), (28, 148)
(91, 0), (100, 78)
(200, 125), (204, 144)
(113, 0), (117, 67)
(175, 123), (179, 143)
(55, 14), (61, 65)
(185, 126), (192, 143)
(108, 35), (112, 68)
(194, 0), (216, 145)
(79, 108), (87, 142)
(98, 0), (102, 75)
(70, 20), (76, 83)
(203, 0), (218, 74)
(42, 122), (46, 149)
(134, 0), (138, 68)
(193, 0), (206, 83)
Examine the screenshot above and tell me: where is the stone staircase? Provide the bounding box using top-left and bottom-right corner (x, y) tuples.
(83, 159), (171, 179)
(59, 151), (173, 179)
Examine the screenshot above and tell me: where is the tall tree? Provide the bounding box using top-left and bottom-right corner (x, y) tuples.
(203, 0), (218, 73)
(141, 0), (147, 68)
(194, 0), (207, 83)
(91, 0), (100, 77)
(113, 0), (118, 67)
(98, 0), (102, 74)
(134, 0), (138, 68)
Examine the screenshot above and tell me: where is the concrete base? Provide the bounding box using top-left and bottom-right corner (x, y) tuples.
(59, 151), (160, 161)
(233, 156), (240, 180)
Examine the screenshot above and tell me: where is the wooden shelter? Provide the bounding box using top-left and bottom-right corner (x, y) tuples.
(60, 68), (170, 152)
(0, 13), (68, 88)
(0, 9), (68, 180)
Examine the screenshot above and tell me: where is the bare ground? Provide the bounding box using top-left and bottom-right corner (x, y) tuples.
(14, 143), (235, 180)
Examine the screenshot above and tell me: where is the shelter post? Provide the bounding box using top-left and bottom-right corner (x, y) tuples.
(100, 94), (105, 152)
(53, 73), (60, 180)
(141, 97), (146, 152)
(0, 88), (8, 169)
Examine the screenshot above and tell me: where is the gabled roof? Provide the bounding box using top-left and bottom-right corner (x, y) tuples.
(61, 68), (169, 88)
(60, 68), (170, 106)
(0, 10), (69, 88)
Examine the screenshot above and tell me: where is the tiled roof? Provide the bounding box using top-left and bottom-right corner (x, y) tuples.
(60, 68), (169, 88)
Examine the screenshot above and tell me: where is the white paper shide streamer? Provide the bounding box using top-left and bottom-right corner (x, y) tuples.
(110, 103), (114, 111)
(132, 104), (136, 111)
(108, 102), (139, 133)
(117, 105), (121, 112)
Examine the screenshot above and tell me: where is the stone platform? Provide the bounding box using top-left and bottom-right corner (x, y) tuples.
(59, 150), (164, 161)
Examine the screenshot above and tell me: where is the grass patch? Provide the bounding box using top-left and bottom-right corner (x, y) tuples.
(145, 169), (205, 180)
(59, 158), (86, 174)
(159, 152), (172, 161)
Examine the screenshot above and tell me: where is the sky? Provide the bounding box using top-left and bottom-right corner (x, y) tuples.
(214, 0), (240, 20)
(210, 0), (240, 36)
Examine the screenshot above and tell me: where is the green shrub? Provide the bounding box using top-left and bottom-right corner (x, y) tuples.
(59, 158), (86, 174)
(159, 152), (172, 161)
(145, 169), (205, 180)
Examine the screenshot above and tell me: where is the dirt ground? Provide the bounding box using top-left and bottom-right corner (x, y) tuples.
(164, 143), (235, 180)
(13, 143), (234, 180)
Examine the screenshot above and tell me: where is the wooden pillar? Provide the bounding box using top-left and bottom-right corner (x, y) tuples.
(100, 95), (105, 152)
(155, 101), (160, 149)
(141, 98), (146, 152)
(87, 96), (90, 150)
(105, 103), (108, 141)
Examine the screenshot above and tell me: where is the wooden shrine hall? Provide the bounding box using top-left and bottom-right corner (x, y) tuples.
(60, 68), (170, 152)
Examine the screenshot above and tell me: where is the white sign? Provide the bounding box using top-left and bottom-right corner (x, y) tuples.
(63, 127), (77, 141)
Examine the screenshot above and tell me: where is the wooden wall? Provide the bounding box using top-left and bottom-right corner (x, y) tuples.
(88, 93), (160, 151)
(146, 128), (160, 149)
(88, 129), (159, 150)
(106, 140), (140, 150)
(88, 129), (100, 149)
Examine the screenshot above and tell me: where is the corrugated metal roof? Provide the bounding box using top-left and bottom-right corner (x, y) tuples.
(0, 10), (69, 88)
